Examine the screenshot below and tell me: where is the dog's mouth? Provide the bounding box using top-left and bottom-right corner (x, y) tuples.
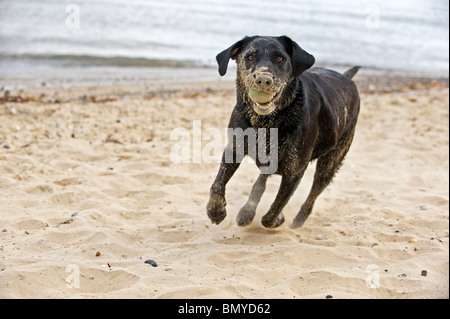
(248, 85), (285, 115)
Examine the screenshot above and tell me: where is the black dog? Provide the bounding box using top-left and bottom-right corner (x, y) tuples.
(206, 35), (360, 228)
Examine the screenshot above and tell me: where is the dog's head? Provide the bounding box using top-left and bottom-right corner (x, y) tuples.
(216, 36), (315, 115)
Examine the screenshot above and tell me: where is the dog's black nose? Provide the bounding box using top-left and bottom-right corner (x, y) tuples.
(255, 74), (274, 90)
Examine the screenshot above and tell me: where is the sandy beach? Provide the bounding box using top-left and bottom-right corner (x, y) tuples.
(0, 72), (448, 299)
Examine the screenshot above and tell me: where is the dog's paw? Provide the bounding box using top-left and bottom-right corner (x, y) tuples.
(291, 206), (312, 228)
(290, 216), (306, 229)
(261, 213), (285, 228)
(206, 193), (227, 225)
(236, 205), (256, 227)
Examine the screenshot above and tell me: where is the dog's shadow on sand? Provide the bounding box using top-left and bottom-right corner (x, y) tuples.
(209, 221), (300, 246)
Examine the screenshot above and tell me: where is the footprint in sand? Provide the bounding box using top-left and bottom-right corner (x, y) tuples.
(131, 172), (190, 186)
(13, 218), (48, 230)
(4, 266), (139, 297)
(54, 177), (84, 186)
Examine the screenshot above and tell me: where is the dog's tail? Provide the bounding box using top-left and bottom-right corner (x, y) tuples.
(343, 66), (361, 79)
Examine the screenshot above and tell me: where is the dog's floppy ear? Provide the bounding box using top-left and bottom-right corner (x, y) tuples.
(277, 36), (315, 78)
(216, 38), (248, 76)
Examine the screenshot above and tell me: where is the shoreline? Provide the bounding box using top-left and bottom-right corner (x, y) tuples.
(1, 64), (448, 104)
(1, 56), (448, 91)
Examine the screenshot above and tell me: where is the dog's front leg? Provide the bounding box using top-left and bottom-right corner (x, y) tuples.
(207, 159), (241, 225)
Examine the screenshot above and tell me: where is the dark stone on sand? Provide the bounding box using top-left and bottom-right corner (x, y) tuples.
(145, 259), (157, 267)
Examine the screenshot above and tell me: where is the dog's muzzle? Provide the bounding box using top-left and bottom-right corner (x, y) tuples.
(245, 70), (284, 115)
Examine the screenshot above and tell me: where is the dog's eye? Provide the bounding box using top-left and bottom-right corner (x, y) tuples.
(276, 56), (284, 62)
(248, 55), (255, 61)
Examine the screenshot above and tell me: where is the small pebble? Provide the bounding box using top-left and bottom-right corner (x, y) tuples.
(71, 212), (79, 217)
(95, 251), (101, 257)
(421, 270), (427, 277)
(398, 273), (407, 277)
(145, 259), (157, 267)
(317, 234), (327, 240)
(325, 295), (333, 299)
(164, 267), (173, 271)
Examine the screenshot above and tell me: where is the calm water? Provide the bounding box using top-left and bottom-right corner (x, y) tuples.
(0, 0), (448, 79)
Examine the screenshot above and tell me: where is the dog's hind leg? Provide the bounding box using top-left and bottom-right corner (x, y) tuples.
(261, 169), (306, 228)
(236, 174), (269, 226)
(291, 128), (355, 228)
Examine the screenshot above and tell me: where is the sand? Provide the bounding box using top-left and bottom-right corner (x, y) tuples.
(0, 74), (448, 299)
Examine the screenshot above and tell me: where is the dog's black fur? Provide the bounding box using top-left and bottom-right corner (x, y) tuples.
(207, 35), (361, 228)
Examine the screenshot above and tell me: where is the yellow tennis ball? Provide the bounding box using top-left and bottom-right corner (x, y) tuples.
(248, 88), (275, 104)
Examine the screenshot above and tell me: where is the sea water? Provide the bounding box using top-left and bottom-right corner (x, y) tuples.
(0, 0), (448, 82)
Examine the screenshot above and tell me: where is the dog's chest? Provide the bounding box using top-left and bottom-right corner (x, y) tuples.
(251, 125), (298, 173)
